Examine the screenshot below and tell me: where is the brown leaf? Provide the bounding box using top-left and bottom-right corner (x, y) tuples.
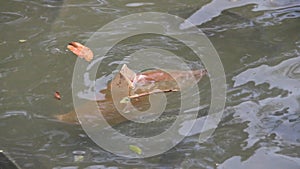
(129, 68), (207, 98)
(67, 42), (93, 62)
(54, 91), (61, 100)
(55, 63), (207, 125)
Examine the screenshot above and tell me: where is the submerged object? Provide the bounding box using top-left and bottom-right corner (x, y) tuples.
(56, 42), (207, 125)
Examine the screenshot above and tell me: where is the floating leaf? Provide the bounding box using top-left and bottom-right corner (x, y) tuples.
(19, 39), (27, 43)
(55, 53), (207, 126)
(67, 42), (93, 62)
(54, 91), (61, 100)
(74, 155), (84, 162)
(129, 145), (142, 155)
(73, 150), (85, 162)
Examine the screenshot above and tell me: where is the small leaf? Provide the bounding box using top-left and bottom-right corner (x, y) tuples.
(54, 91), (61, 100)
(67, 42), (93, 62)
(73, 150), (85, 162)
(74, 155), (84, 162)
(19, 39), (27, 43)
(129, 145), (142, 155)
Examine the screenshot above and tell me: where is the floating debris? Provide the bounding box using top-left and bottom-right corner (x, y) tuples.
(129, 145), (142, 155)
(72, 150), (86, 162)
(67, 42), (93, 62)
(56, 41), (207, 125)
(18, 39), (27, 43)
(54, 91), (61, 100)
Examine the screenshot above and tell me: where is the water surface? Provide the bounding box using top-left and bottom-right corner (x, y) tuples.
(0, 0), (300, 168)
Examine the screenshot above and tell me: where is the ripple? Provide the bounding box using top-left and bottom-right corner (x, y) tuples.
(231, 56), (300, 147)
(0, 12), (29, 24)
(83, 165), (118, 169)
(90, 7), (121, 14)
(256, 6), (300, 26)
(180, 0), (300, 29)
(125, 2), (155, 7)
(287, 63), (300, 79)
(218, 147), (300, 169)
(0, 67), (18, 78)
(29, 0), (107, 8)
(233, 56), (300, 91)
(0, 110), (28, 119)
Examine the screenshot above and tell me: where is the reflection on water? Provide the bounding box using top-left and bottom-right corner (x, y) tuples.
(232, 56), (300, 147)
(180, 0), (300, 29)
(0, 0), (299, 168)
(218, 147), (300, 169)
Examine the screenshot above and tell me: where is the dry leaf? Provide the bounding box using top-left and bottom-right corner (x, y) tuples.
(67, 42), (93, 62)
(55, 61), (207, 126)
(54, 91), (61, 100)
(129, 68), (207, 98)
(116, 64), (207, 98)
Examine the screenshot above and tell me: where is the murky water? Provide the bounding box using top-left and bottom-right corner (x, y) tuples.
(1, 0), (300, 168)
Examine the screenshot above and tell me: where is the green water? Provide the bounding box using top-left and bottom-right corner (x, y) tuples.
(0, 0), (300, 168)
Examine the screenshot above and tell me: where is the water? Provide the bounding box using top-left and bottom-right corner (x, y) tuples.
(0, 0), (300, 168)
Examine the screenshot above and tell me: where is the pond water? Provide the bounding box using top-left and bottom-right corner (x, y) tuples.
(0, 0), (300, 168)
